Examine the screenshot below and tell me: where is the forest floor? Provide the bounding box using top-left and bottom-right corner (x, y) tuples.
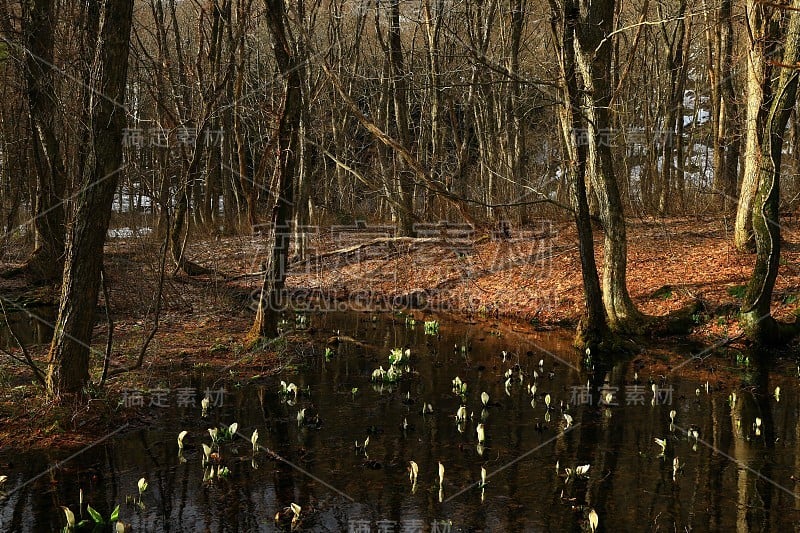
(1, 215), (800, 450)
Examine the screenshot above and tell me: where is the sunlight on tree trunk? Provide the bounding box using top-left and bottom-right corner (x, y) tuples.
(574, 0), (644, 332)
(741, 0), (800, 344)
(735, 0), (777, 253)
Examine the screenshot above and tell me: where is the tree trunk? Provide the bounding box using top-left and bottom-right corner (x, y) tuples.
(388, 0), (415, 236)
(47, 0), (134, 397)
(735, 0), (777, 252)
(550, 0), (609, 350)
(741, 0), (800, 344)
(21, 0), (67, 281)
(249, 0), (302, 340)
(575, 0), (644, 332)
(711, 0), (739, 207)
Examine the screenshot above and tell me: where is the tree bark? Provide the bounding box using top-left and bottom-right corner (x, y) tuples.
(47, 0), (134, 397)
(574, 0), (644, 331)
(735, 0), (778, 252)
(248, 0), (302, 340)
(20, 0), (67, 282)
(550, 0), (609, 350)
(387, 0), (415, 236)
(741, 0), (800, 344)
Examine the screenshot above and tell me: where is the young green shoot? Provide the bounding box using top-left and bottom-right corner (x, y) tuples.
(424, 320), (439, 335)
(86, 504), (120, 526)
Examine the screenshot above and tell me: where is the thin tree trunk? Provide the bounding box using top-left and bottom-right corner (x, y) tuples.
(550, 0), (608, 349)
(249, 0), (302, 340)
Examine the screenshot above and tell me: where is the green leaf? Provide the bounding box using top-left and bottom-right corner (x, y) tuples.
(110, 504), (120, 522)
(86, 504), (104, 524)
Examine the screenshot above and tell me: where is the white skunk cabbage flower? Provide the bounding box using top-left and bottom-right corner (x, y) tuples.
(409, 461), (418, 484)
(588, 509), (599, 532)
(177, 430), (188, 450)
(476, 423), (486, 443)
(62, 507), (76, 528)
(654, 438), (667, 453)
(251, 429), (259, 451)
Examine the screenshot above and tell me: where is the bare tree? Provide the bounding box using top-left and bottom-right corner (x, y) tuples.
(248, 0), (302, 340)
(47, 0), (135, 397)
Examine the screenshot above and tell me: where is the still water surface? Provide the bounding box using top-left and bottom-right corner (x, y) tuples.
(1, 311), (799, 531)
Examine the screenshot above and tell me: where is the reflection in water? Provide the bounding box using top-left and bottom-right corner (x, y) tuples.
(1, 312), (799, 531)
(0, 307), (54, 349)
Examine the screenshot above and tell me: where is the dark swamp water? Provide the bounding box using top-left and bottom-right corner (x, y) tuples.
(2, 311), (800, 532)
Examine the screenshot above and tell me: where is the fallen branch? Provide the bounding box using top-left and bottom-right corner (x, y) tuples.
(292, 236), (440, 266)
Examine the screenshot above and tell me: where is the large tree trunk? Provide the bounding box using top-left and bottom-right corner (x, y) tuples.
(735, 0), (777, 252)
(249, 0), (302, 340)
(740, 0), (800, 344)
(21, 0), (67, 282)
(551, 0), (609, 350)
(575, 0), (643, 332)
(47, 0), (134, 397)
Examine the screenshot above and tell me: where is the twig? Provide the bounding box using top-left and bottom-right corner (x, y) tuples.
(105, 210), (169, 380)
(0, 300), (46, 386)
(99, 266), (114, 385)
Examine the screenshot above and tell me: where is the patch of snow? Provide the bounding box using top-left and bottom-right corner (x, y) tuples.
(107, 227), (153, 238)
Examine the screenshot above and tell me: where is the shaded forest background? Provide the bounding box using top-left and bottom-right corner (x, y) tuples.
(1, 0), (800, 399)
